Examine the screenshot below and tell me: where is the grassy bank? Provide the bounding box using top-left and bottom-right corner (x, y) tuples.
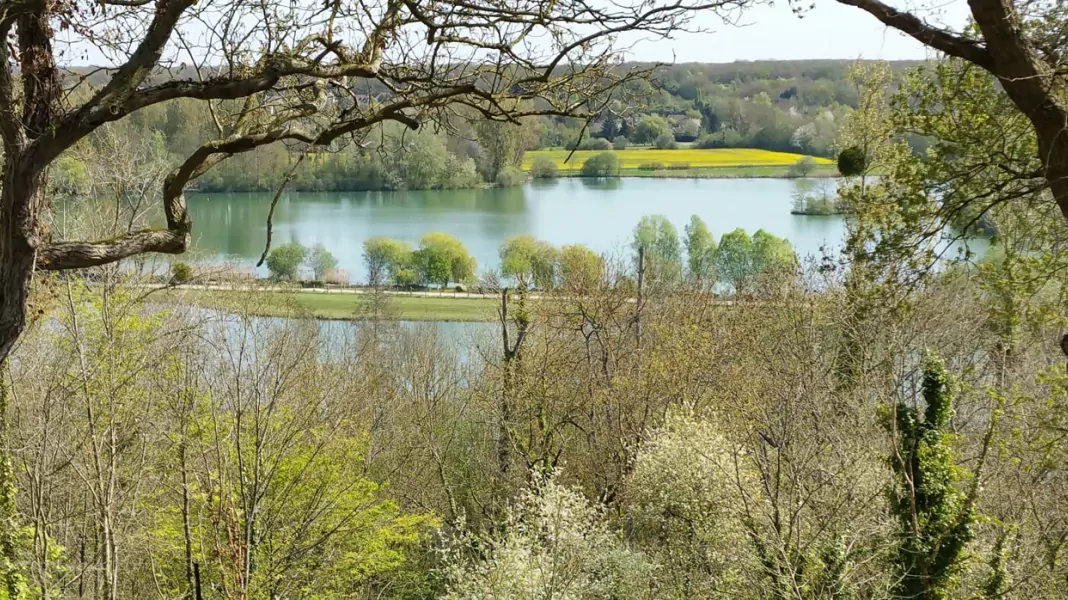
(155, 289), (500, 322)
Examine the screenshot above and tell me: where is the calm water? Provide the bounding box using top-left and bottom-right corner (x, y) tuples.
(138, 176), (991, 345)
(186, 178), (850, 282)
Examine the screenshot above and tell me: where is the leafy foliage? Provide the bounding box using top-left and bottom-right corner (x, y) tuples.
(883, 354), (975, 600)
(266, 242), (307, 281)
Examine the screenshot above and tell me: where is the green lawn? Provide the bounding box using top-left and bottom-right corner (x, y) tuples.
(155, 289), (499, 322)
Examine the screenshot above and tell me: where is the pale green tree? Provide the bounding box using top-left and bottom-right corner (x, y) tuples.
(499, 235), (559, 290)
(633, 215), (683, 285)
(684, 215), (718, 282)
(414, 233), (476, 288)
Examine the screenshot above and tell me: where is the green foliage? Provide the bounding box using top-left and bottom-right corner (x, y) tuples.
(837, 146), (868, 176)
(654, 132), (678, 149)
(307, 243), (338, 281)
(612, 136), (629, 150)
(634, 116), (672, 144)
(266, 242), (307, 281)
(581, 151), (621, 177)
(363, 237), (414, 286)
(476, 118), (534, 183)
(495, 166), (527, 188)
(529, 155), (559, 179)
(752, 229), (797, 277)
(170, 261), (194, 284)
(499, 235), (559, 289)
(414, 232), (476, 288)
(684, 215), (717, 281)
(558, 244), (604, 291)
(884, 354), (975, 600)
(714, 228), (754, 290)
(633, 215), (683, 285)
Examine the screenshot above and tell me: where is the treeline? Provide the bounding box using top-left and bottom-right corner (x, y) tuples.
(356, 215), (795, 292)
(49, 60), (900, 194)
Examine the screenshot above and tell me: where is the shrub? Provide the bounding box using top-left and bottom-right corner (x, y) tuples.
(170, 262), (193, 284)
(529, 155), (559, 179)
(837, 146), (868, 176)
(667, 162), (691, 170)
(495, 166), (526, 187)
(572, 137), (612, 151)
(581, 151), (621, 177)
(654, 132), (677, 149)
(638, 162), (666, 171)
(612, 136), (629, 150)
(788, 156), (818, 177)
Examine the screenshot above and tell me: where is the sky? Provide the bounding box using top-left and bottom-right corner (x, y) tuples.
(58, 0), (973, 66)
(628, 0), (971, 62)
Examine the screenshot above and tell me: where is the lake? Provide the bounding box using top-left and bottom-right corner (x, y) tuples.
(185, 178), (850, 282)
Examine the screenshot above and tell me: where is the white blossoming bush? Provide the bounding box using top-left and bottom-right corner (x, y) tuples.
(625, 409), (756, 598)
(442, 472), (655, 600)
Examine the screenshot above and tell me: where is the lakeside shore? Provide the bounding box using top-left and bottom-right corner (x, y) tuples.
(153, 286), (506, 322)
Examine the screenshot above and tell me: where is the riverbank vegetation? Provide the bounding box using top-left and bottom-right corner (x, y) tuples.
(46, 60), (900, 196)
(5, 0), (1068, 592)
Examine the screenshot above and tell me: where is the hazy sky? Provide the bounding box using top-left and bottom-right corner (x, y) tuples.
(629, 0), (971, 62)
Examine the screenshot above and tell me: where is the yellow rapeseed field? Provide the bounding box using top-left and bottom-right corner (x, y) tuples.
(521, 147), (832, 170)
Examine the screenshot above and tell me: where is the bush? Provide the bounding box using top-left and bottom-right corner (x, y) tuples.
(529, 155), (559, 179)
(667, 162), (691, 170)
(581, 151), (621, 177)
(170, 262), (193, 284)
(569, 137), (612, 151)
(612, 136), (629, 150)
(837, 146), (868, 176)
(638, 162), (666, 171)
(495, 166), (526, 187)
(654, 132), (677, 149)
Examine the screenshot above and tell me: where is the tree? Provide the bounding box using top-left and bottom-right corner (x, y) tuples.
(414, 233), (476, 288)
(633, 215), (683, 284)
(0, 0), (742, 362)
(654, 132), (678, 149)
(835, 0), (1068, 225)
(363, 238), (413, 287)
(499, 235), (559, 289)
(714, 228), (754, 291)
(789, 156), (818, 177)
(634, 116), (672, 144)
(684, 215), (717, 281)
(581, 151), (621, 177)
(751, 229), (796, 277)
(442, 473), (655, 599)
(558, 244), (605, 291)
(266, 242), (307, 281)
(306, 244), (338, 281)
(476, 117), (535, 183)
(884, 355), (976, 600)
(600, 111), (620, 140)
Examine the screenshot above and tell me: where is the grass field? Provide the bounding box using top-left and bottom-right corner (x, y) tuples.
(522, 147), (833, 171)
(155, 290), (499, 322)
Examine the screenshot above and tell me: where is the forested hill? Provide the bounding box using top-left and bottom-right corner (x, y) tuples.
(52, 60), (921, 193)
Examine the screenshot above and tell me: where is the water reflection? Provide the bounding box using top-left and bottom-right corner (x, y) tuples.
(65, 178), (991, 282)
